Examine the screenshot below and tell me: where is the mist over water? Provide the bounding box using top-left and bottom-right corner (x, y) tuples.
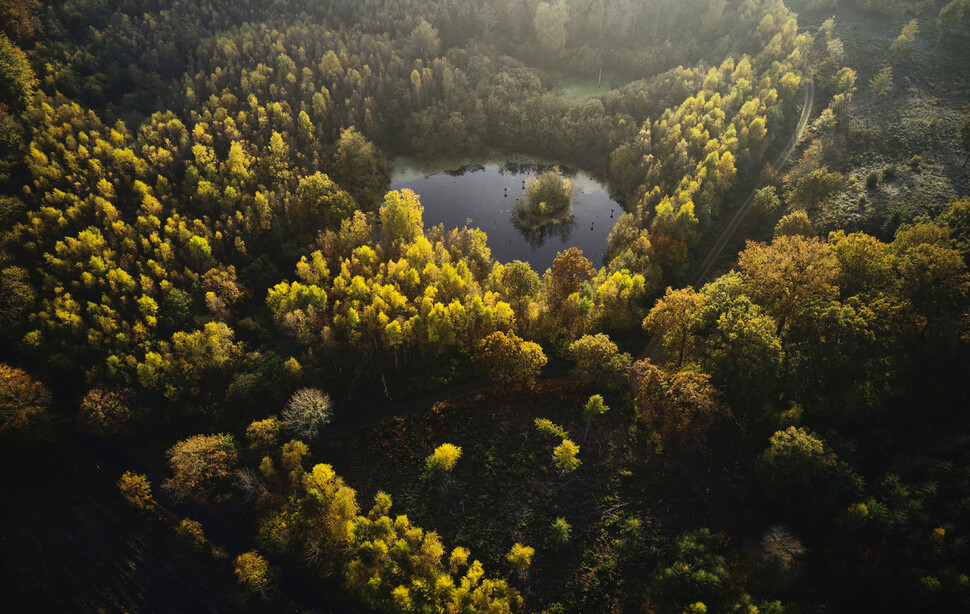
(390, 158), (619, 270)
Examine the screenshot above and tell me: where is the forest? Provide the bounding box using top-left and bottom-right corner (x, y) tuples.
(1, 0), (969, 612)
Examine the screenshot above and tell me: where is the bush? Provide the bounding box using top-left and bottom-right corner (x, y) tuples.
(882, 164), (898, 181)
(866, 171), (880, 190)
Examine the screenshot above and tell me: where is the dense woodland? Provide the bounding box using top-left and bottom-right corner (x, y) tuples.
(2, 0), (970, 612)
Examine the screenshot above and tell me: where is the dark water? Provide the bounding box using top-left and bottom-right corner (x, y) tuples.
(390, 160), (619, 270)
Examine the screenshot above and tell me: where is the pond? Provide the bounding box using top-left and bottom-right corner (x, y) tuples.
(390, 156), (620, 270)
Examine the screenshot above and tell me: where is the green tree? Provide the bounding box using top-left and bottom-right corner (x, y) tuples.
(550, 517), (571, 548)
(567, 333), (632, 390)
(786, 167), (842, 212)
(758, 426), (861, 508)
(870, 67), (893, 96)
(332, 127), (389, 211)
(753, 186), (781, 218)
(648, 529), (782, 614)
(515, 167), (573, 226)
(582, 395), (609, 442)
(405, 19), (440, 60)
(291, 172), (356, 234)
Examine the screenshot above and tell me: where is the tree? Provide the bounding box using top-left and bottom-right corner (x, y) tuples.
(758, 426), (861, 507)
(164, 434), (238, 503)
(828, 230), (896, 298)
(753, 186), (781, 218)
(426, 443), (462, 474)
(567, 333), (632, 390)
(581, 394), (609, 441)
(77, 387), (138, 436)
(332, 127), (389, 211)
(738, 235), (838, 334)
(702, 297), (783, 419)
(0, 264), (34, 338)
(870, 67), (892, 96)
(634, 362), (730, 449)
(0, 363), (50, 435)
(514, 167), (573, 226)
(551, 247), (595, 297)
(118, 471), (153, 510)
(643, 286), (709, 367)
(380, 189), (424, 247)
(281, 388), (333, 440)
(234, 551), (276, 599)
(552, 438), (581, 474)
(0, 32), (36, 114)
(773, 210), (815, 238)
(648, 529), (782, 614)
(472, 330), (547, 389)
(550, 517), (571, 548)
(890, 19), (919, 57)
(405, 19), (440, 60)
(291, 172), (356, 234)
(785, 167), (842, 212)
(959, 112), (970, 169)
(500, 260), (540, 313)
(246, 417), (283, 454)
(534, 1), (569, 53)
(176, 518), (207, 550)
(506, 542), (535, 579)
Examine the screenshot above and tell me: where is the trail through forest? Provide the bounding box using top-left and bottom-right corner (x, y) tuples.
(639, 77), (816, 363)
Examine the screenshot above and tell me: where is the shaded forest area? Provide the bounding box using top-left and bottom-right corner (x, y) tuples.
(2, 0), (970, 612)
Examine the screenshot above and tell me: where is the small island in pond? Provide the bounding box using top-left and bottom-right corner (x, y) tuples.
(512, 167), (575, 229)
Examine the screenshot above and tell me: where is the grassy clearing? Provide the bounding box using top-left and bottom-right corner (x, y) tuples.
(318, 380), (707, 611)
(553, 71), (631, 101)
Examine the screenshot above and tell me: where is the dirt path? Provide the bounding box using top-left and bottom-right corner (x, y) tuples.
(639, 77), (815, 363)
(689, 77), (816, 289)
(634, 79), (816, 543)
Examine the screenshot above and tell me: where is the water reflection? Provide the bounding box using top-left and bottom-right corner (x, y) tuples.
(389, 158), (618, 270)
(513, 213), (577, 249)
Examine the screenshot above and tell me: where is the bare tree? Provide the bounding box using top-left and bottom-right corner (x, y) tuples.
(281, 388), (333, 440)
